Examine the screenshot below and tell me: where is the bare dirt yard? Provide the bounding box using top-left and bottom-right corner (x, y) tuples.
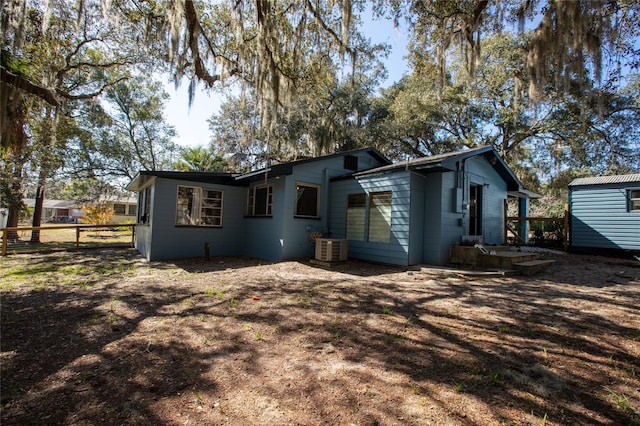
(1, 248), (639, 425)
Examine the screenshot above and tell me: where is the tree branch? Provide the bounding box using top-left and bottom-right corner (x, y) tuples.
(56, 76), (128, 101)
(1, 65), (60, 106)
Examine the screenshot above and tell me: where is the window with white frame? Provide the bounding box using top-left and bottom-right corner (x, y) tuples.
(346, 193), (366, 241)
(127, 204), (137, 216)
(176, 185), (223, 227)
(295, 183), (320, 217)
(247, 184), (273, 216)
(629, 189), (640, 212)
(368, 191), (392, 243)
(113, 203), (126, 215)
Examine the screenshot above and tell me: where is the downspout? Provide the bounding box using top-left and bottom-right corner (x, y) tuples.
(457, 158), (469, 221)
(323, 168), (331, 235)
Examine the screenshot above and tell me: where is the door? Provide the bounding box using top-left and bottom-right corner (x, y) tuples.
(469, 184), (482, 236)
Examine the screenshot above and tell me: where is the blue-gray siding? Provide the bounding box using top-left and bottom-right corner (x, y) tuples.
(329, 156), (509, 266)
(330, 171), (412, 265)
(420, 158), (507, 265)
(136, 150), (389, 262)
(462, 158), (507, 246)
(570, 184), (640, 250)
(134, 151), (512, 264)
(136, 178), (246, 261)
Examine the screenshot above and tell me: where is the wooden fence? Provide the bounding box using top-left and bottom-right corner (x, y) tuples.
(1, 224), (135, 256)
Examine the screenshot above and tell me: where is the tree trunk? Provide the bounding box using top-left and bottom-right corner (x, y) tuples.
(3, 161), (25, 241)
(30, 182), (45, 243)
(29, 106), (58, 243)
(5, 205), (21, 241)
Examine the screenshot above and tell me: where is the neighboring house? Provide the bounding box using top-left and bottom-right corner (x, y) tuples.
(126, 146), (533, 265)
(23, 199), (84, 223)
(101, 196), (138, 223)
(568, 174), (640, 252)
(22, 197), (138, 224)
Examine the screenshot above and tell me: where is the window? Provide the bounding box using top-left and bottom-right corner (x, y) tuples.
(247, 184), (273, 216)
(368, 191), (392, 243)
(176, 185), (223, 227)
(346, 193), (366, 241)
(127, 204), (137, 216)
(200, 189), (224, 226)
(138, 186), (151, 224)
(113, 203), (126, 215)
(629, 189), (640, 212)
(295, 183), (320, 217)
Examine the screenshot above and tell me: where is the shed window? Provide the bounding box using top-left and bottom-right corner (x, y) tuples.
(113, 203), (126, 215)
(368, 191), (392, 243)
(127, 204), (137, 216)
(295, 183), (320, 217)
(176, 186), (223, 227)
(346, 193), (366, 241)
(247, 184), (273, 216)
(629, 189), (640, 212)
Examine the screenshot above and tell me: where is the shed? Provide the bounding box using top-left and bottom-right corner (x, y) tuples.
(569, 174), (640, 251)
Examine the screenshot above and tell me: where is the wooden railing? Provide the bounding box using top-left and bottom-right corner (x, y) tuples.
(506, 207), (569, 251)
(1, 224), (135, 256)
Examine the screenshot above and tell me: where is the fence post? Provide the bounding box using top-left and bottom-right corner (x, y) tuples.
(131, 224), (135, 248)
(76, 226), (80, 249)
(2, 228), (7, 256)
(518, 197), (530, 244)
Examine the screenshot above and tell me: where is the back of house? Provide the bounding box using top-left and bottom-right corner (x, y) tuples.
(128, 146), (535, 266)
(569, 174), (640, 251)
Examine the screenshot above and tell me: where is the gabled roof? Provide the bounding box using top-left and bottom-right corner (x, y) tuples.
(126, 148), (391, 190)
(126, 171), (242, 192)
(23, 199), (78, 209)
(343, 146), (527, 194)
(234, 147), (391, 183)
(569, 173), (640, 187)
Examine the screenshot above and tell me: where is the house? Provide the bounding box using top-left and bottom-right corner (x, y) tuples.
(568, 174), (640, 252)
(101, 196), (138, 223)
(126, 146), (533, 265)
(23, 199), (84, 223)
(22, 197), (138, 224)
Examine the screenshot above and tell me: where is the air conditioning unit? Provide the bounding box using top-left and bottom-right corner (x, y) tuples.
(315, 238), (348, 262)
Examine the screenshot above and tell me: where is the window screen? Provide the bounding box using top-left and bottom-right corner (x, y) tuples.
(368, 191), (392, 243)
(346, 193), (366, 241)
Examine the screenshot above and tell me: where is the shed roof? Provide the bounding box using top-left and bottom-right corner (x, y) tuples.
(569, 174), (640, 187)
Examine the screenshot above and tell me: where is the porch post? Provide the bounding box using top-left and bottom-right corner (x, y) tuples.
(518, 197), (529, 244)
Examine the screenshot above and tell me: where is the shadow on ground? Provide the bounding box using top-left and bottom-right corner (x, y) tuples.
(1, 248), (639, 425)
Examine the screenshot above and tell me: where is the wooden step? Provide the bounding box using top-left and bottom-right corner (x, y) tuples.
(512, 259), (556, 275)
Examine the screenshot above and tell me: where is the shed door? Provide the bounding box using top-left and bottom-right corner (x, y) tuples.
(469, 185), (482, 236)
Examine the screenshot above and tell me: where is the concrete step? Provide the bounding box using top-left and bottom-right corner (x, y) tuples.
(479, 252), (541, 269)
(512, 259), (557, 275)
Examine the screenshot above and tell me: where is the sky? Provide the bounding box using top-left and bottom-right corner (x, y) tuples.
(163, 13), (410, 148)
